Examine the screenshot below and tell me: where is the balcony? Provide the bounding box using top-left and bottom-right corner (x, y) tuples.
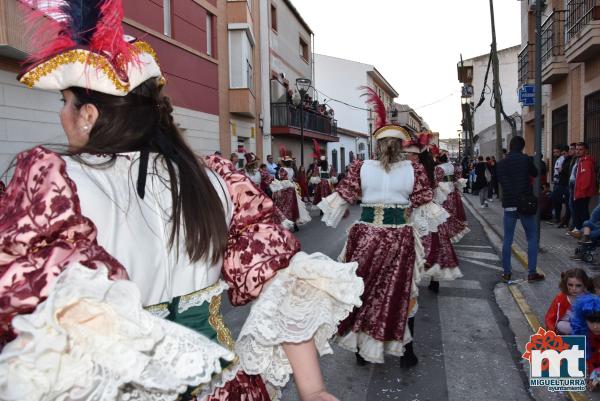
(565, 0), (600, 63)
(229, 88), (256, 117)
(271, 102), (339, 142)
(541, 10), (569, 84)
(0, 0), (28, 60)
(518, 43), (535, 87)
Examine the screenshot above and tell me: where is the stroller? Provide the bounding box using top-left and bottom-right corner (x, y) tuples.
(575, 240), (599, 264)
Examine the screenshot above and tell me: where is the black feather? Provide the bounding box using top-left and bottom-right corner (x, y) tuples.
(60, 0), (103, 45)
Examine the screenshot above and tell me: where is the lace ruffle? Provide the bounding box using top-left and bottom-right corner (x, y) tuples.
(451, 226), (471, 244)
(270, 179), (295, 193)
(317, 193), (349, 228)
(424, 263), (463, 281)
(235, 252), (363, 390)
(0, 264), (234, 401)
(309, 176), (321, 185)
(433, 182), (454, 205)
(409, 201), (449, 238)
(336, 327), (413, 364)
(177, 281), (229, 314)
(296, 194), (312, 225)
(455, 178), (468, 190)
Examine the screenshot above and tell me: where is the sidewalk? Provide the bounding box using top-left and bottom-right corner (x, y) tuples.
(462, 192), (600, 401)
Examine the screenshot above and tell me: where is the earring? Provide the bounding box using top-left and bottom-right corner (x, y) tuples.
(83, 125), (89, 131)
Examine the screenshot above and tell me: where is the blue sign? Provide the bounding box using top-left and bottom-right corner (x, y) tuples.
(519, 84), (535, 106)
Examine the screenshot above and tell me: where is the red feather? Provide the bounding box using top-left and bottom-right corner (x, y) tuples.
(279, 144), (287, 158)
(360, 86), (387, 131)
(309, 139), (322, 159)
(91, 0), (136, 68)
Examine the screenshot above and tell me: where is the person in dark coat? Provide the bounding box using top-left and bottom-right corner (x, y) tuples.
(473, 156), (489, 207)
(496, 136), (544, 283)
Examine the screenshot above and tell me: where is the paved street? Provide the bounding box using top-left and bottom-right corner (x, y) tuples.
(222, 204), (541, 401)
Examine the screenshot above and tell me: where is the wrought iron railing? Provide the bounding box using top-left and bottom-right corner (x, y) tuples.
(518, 43), (534, 86)
(566, 0), (600, 41)
(541, 10), (567, 65)
(271, 103), (338, 137)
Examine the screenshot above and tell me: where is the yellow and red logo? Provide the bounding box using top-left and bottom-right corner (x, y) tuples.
(522, 327), (571, 373)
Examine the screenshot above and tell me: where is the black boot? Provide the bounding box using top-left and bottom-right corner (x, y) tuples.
(428, 279), (440, 294)
(400, 317), (418, 369)
(355, 351), (370, 366)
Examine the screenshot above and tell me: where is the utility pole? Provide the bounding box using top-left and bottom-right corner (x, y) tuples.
(534, 0), (544, 244)
(489, 0), (503, 162)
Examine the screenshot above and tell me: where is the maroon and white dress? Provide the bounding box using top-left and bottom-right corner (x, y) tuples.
(310, 169), (332, 206)
(434, 162), (470, 243)
(318, 159), (448, 363)
(0, 147), (363, 401)
(270, 168), (300, 224)
(420, 165), (463, 281)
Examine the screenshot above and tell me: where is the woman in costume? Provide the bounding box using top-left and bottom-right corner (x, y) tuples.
(297, 165), (310, 202)
(271, 149), (302, 232)
(435, 152), (470, 243)
(0, 2), (363, 400)
(244, 152), (262, 187)
(309, 140), (333, 206)
(414, 143), (463, 294)
(317, 89), (448, 367)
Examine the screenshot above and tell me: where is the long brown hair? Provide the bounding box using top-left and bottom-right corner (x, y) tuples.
(559, 268), (593, 294)
(68, 79), (227, 264)
(376, 137), (403, 172)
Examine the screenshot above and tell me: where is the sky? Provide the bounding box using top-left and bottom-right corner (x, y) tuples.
(293, 0), (522, 139)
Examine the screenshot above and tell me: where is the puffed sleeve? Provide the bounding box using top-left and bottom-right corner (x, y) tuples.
(409, 162), (449, 238)
(206, 156), (364, 391)
(317, 160), (363, 227)
(0, 147), (128, 347)
(433, 165), (453, 205)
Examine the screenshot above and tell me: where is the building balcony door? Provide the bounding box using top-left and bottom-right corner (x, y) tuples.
(331, 149), (338, 172)
(340, 147), (346, 172)
(585, 90), (600, 162)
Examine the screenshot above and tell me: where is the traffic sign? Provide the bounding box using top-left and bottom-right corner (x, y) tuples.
(519, 84), (535, 106)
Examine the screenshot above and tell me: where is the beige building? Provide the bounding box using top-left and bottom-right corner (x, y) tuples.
(519, 0), (600, 159)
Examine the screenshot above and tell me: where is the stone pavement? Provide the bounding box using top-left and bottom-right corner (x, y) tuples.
(463, 191), (600, 401)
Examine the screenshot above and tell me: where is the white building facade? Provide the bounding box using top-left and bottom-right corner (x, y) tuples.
(314, 54), (398, 168)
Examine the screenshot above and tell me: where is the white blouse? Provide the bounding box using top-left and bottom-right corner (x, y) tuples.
(360, 160), (415, 205)
(65, 153), (233, 306)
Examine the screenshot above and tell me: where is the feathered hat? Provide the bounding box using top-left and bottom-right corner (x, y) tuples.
(17, 0), (163, 96)
(278, 144), (292, 162)
(309, 139), (324, 160)
(360, 86), (411, 145)
(244, 152), (258, 164)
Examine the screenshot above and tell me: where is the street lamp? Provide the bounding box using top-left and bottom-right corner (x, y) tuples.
(367, 110), (374, 159)
(295, 77), (312, 165)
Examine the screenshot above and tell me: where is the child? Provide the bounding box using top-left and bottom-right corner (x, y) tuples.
(545, 268), (592, 334)
(571, 294), (600, 391)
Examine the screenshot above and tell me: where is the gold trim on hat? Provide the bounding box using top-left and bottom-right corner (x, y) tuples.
(20, 41), (161, 93)
(373, 125), (411, 141)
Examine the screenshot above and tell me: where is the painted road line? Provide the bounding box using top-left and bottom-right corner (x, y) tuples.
(460, 257), (503, 271)
(455, 250), (500, 261)
(454, 244), (494, 249)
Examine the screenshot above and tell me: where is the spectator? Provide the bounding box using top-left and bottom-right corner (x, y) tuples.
(571, 295), (600, 391)
(549, 145), (568, 225)
(540, 182), (553, 220)
(559, 143), (578, 228)
(496, 136), (544, 282)
(266, 154), (278, 177)
(545, 268), (591, 334)
(491, 156), (499, 199)
(473, 156), (490, 207)
(485, 156), (496, 201)
(230, 152), (239, 168)
(575, 202), (600, 246)
(570, 142), (597, 237)
(567, 142), (580, 231)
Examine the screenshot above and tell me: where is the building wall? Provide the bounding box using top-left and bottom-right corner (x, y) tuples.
(314, 54), (370, 134)
(466, 46), (520, 137)
(327, 134), (360, 173)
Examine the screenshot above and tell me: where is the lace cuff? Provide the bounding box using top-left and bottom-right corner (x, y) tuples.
(309, 176), (321, 185)
(433, 182), (453, 205)
(317, 193), (349, 228)
(0, 264), (234, 401)
(235, 251), (363, 389)
(455, 178), (468, 190)
(409, 201), (449, 238)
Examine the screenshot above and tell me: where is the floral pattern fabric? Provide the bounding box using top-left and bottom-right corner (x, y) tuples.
(0, 147), (128, 348)
(205, 156), (300, 306)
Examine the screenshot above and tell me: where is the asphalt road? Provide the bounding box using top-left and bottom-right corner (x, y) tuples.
(222, 205), (536, 401)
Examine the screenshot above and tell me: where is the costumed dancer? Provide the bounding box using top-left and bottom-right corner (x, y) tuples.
(317, 88), (448, 367)
(271, 146), (301, 232)
(244, 152), (262, 187)
(310, 140), (332, 206)
(434, 152), (470, 243)
(0, 2), (364, 400)
(297, 165), (310, 202)
(412, 142), (463, 294)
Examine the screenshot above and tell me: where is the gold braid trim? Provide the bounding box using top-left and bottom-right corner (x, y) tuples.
(208, 295), (236, 351)
(20, 41), (162, 92)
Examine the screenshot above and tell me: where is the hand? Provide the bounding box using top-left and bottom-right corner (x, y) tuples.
(305, 390), (340, 401)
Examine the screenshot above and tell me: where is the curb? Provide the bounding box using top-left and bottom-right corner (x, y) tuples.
(462, 194), (587, 401)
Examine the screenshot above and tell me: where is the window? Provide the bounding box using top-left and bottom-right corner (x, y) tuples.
(229, 30), (254, 90)
(247, 0), (252, 12)
(551, 105), (568, 150)
(331, 149), (338, 171)
(299, 37), (309, 62)
(206, 13), (213, 56)
(163, 0), (172, 37)
(271, 4), (277, 32)
(340, 147), (346, 171)
(585, 91), (600, 163)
